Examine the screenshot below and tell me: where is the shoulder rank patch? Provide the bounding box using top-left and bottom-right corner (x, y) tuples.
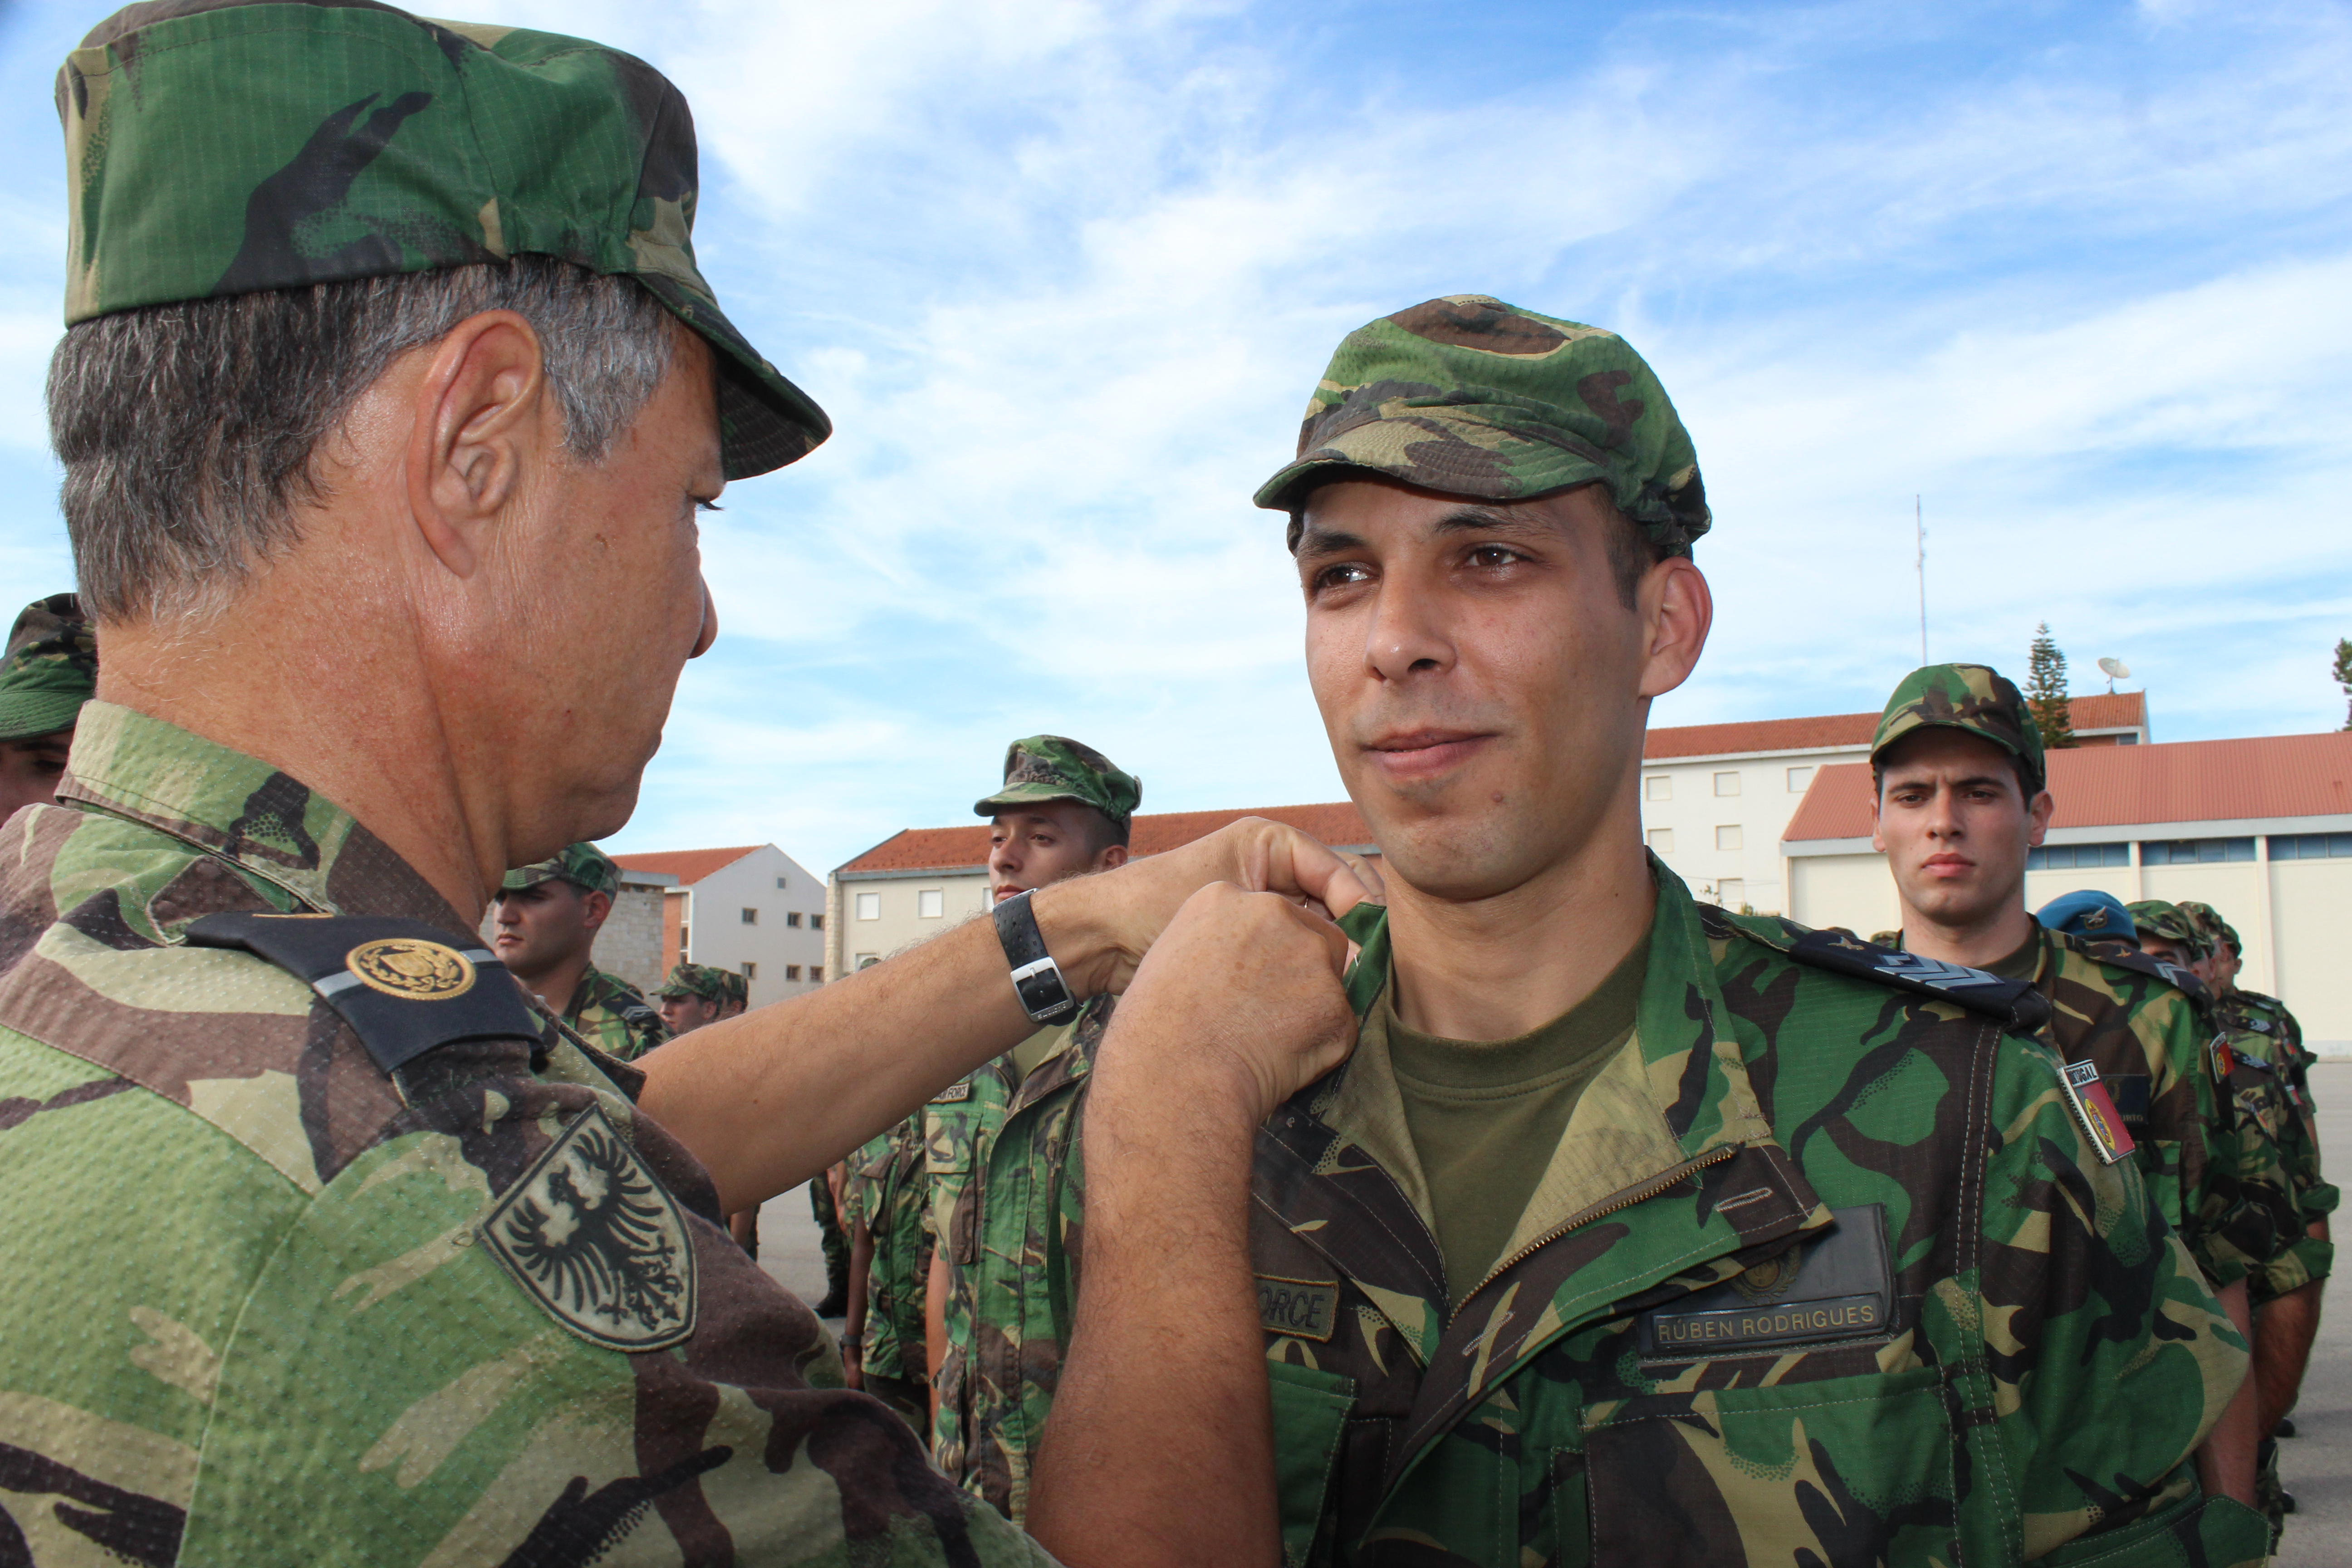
(478, 1103), (696, 1352)
(185, 911), (540, 1075)
(1640, 1204), (1892, 1357)
(2058, 1059), (2136, 1165)
(1771, 928), (2051, 1034)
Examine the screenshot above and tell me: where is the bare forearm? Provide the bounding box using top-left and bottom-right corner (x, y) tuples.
(2195, 1278), (2259, 1507)
(926, 1250), (949, 1427)
(2254, 1280), (2323, 1436)
(1029, 1080), (1278, 1568)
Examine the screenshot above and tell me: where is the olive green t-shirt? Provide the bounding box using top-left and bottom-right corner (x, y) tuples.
(1381, 937), (1650, 1305)
(1984, 928), (2044, 981)
(1006, 1022), (1063, 1084)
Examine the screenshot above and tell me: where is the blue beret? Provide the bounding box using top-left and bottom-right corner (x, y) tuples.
(2036, 889), (2138, 945)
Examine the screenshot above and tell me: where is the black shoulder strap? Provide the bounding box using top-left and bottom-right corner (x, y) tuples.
(1758, 923), (2051, 1034)
(184, 911), (543, 1076)
(2067, 934), (2210, 1003)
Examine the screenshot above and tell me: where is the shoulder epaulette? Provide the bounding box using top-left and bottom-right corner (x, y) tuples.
(1731, 919), (2051, 1034)
(2066, 935), (2210, 1003)
(184, 911), (542, 1075)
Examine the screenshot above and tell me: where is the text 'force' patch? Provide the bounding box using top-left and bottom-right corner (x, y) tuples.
(479, 1103), (697, 1352)
(1258, 1276), (1341, 1342)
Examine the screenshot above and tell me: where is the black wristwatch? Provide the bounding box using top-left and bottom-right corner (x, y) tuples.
(993, 888), (1078, 1024)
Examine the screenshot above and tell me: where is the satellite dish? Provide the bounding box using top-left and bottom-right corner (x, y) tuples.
(2097, 657), (2131, 693)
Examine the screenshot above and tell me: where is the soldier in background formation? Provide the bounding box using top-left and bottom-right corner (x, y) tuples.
(492, 842), (669, 1061)
(2135, 898), (2333, 1546)
(924, 736), (1139, 1519)
(652, 960), (747, 1035)
(0, 594), (96, 822)
(1862, 662), (2283, 1504)
(840, 1112), (932, 1426)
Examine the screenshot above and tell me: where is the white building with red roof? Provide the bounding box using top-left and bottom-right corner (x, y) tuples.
(612, 844), (828, 1005)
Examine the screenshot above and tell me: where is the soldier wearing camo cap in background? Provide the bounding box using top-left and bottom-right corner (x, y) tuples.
(999, 297), (2269, 1564)
(0, 594), (97, 823)
(652, 960), (744, 1035)
(1863, 663), (2286, 1506)
(0, 5), (1382, 1562)
(2176, 899), (2333, 1542)
(493, 842), (667, 1062)
(924, 735), (1138, 1513)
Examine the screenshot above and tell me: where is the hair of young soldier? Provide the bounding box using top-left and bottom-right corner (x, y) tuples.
(49, 255), (677, 625)
(1082, 805), (1132, 855)
(1286, 478), (1669, 610)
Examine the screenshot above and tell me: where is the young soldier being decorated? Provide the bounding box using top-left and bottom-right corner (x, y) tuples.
(493, 842), (668, 1061)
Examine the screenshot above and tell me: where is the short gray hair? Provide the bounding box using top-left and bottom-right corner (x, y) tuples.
(49, 256), (678, 623)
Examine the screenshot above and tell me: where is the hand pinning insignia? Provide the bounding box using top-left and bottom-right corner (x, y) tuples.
(479, 1104), (697, 1352)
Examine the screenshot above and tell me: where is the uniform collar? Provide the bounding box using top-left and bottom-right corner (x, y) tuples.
(55, 701), (470, 932)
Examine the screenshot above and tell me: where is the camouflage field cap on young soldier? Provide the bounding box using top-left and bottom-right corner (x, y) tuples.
(1871, 663), (2048, 793)
(2176, 901), (2242, 957)
(656, 962), (732, 1003)
(0, 594), (97, 743)
(501, 842), (621, 897)
(1252, 294), (1710, 554)
(2128, 900), (2210, 960)
(57, 0), (828, 480)
(972, 735), (1141, 828)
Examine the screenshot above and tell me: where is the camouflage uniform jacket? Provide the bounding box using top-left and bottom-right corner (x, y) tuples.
(0, 703), (1052, 1566)
(1238, 874), (2264, 1567)
(855, 1116), (932, 1384)
(921, 997), (1112, 1522)
(2218, 993), (2335, 1301)
(562, 963), (667, 1063)
(2026, 927), (2277, 1288)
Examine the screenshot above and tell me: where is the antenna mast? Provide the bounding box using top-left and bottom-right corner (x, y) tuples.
(1915, 495), (1927, 665)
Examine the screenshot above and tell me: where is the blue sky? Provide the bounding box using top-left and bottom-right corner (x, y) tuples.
(2, 0), (2347, 872)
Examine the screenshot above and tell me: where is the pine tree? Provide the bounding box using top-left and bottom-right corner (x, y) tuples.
(2334, 638), (2352, 731)
(2024, 623), (2075, 749)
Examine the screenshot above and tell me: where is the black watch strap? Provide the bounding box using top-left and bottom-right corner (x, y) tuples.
(993, 889), (1077, 1024)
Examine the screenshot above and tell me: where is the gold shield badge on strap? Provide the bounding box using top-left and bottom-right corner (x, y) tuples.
(478, 1103), (698, 1351)
(345, 936), (476, 1000)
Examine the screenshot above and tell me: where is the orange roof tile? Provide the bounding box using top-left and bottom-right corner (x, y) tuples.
(1784, 731), (2352, 844)
(835, 803), (1377, 876)
(1646, 691), (2144, 761)
(612, 845), (764, 885)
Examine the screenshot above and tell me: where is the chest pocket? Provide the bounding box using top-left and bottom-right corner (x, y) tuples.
(2105, 1072), (2151, 1132)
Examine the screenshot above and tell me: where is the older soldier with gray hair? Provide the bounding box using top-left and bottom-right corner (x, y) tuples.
(0, 6), (1372, 1564)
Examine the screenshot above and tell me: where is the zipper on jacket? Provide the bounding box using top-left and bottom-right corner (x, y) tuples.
(1449, 1142), (1745, 1323)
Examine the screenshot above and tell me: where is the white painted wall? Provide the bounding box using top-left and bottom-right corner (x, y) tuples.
(1639, 745), (1869, 915)
(831, 870), (992, 976)
(678, 846), (828, 1006)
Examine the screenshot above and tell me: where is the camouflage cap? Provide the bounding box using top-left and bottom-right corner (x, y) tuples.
(0, 594), (97, 743)
(2175, 901), (2241, 956)
(1871, 664), (2047, 792)
(2036, 889), (2137, 945)
(972, 735), (1141, 828)
(656, 962), (730, 1003)
(1252, 294), (1709, 554)
(2127, 899), (2210, 959)
(57, 0), (828, 480)
(502, 842), (620, 897)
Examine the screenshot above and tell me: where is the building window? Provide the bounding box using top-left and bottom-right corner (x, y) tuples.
(1646, 828), (1673, 853)
(1714, 771), (1740, 797)
(856, 954), (880, 970)
(1715, 824), (1743, 851)
(2270, 833), (2352, 859)
(811, 965), (825, 982)
(1716, 878), (1746, 907)
(918, 889), (946, 919)
(855, 893), (880, 921)
(786, 911), (802, 928)
(776, 876), (789, 889)
(740, 907), (759, 925)
(1644, 775), (1671, 802)
(1787, 766), (1814, 792)
(812, 913), (824, 930)
(785, 964), (801, 980)
(742, 961), (757, 980)
(678, 925), (690, 955)
(2141, 837), (2255, 866)
(2027, 842), (2130, 870)
(2118, 734), (2139, 745)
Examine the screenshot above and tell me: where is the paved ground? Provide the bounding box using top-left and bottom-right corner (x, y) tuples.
(752, 1080), (2352, 1559)
(2272, 1063), (2349, 1566)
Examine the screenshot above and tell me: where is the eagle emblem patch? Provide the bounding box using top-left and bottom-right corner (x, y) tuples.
(346, 936), (475, 1000)
(479, 1104), (697, 1351)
